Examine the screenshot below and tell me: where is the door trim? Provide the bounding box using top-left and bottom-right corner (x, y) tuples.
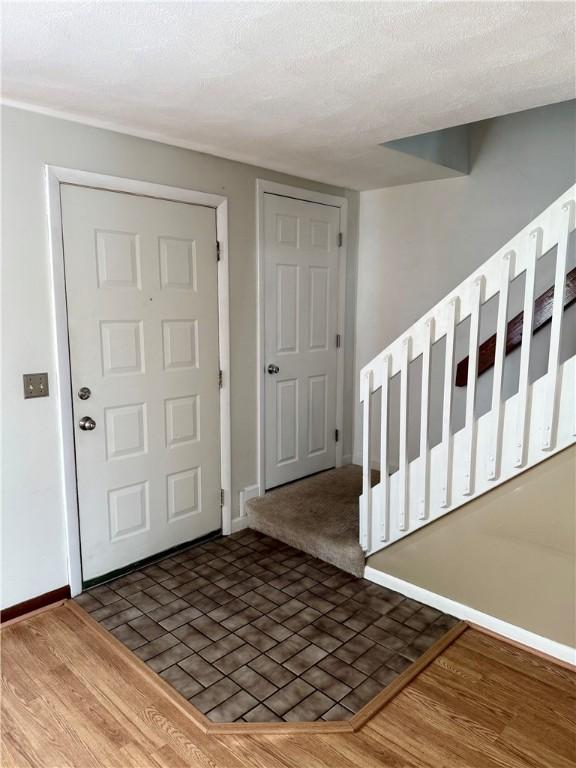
(256, 179), (348, 495)
(45, 166), (231, 596)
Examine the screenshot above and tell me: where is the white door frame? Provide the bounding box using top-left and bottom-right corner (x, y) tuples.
(45, 166), (231, 596)
(256, 179), (348, 496)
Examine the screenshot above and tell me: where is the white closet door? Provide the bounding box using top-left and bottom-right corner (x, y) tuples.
(264, 193), (339, 489)
(61, 185), (220, 581)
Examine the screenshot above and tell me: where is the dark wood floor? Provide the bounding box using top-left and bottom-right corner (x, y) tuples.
(2, 601), (575, 767)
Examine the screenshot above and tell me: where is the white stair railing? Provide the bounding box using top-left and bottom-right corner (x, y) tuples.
(360, 186), (576, 555)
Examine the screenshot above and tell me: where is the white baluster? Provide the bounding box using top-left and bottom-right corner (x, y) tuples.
(440, 298), (458, 508)
(418, 318), (434, 520)
(542, 201), (574, 450)
(398, 338), (411, 531)
(487, 252), (514, 481)
(379, 355), (391, 541)
(463, 276), (484, 495)
(514, 229), (541, 467)
(356, 187), (575, 555)
(360, 369), (373, 551)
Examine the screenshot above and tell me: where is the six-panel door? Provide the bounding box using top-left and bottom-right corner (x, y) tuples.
(61, 185), (221, 581)
(264, 193), (340, 489)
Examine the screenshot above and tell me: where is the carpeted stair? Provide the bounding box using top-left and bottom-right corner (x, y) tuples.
(245, 465), (365, 577)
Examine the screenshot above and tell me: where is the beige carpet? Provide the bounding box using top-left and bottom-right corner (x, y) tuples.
(246, 465), (365, 577)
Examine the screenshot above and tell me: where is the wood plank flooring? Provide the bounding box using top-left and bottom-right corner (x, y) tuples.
(1, 602), (575, 767)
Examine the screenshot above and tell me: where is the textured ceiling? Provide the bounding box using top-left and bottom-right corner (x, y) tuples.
(2, 1), (574, 190)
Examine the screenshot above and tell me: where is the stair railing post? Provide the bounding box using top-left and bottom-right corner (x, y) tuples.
(379, 355), (391, 542)
(542, 200), (574, 451)
(440, 298), (458, 509)
(514, 228), (541, 467)
(463, 276), (484, 496)
(360, 368), (373, 552)
(398, 338), (411, 531)
(418, 318), (433, 520)
(487, 251), (514, 481)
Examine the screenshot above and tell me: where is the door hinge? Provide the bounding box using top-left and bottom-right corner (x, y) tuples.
(335, 429), (340, 443)
(336, 333), (341, 348)
(218, 369), (223, 388)
(216, 241), (221, 261)
(337, 232), (343, 248)
(220, 489), (225, 507)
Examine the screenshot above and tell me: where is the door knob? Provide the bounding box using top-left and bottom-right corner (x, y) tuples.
(79, 416), (96, 431)
(267, 364), (280, 374)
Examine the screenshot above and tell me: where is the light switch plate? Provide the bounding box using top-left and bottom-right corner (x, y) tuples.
(23, 372), (49, 399)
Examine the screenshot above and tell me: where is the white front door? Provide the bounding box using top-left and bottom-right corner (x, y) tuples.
(61, 185), (221, 582)
(264, 193), (340, 489)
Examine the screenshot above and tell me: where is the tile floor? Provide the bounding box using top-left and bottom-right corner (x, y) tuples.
(76, 529), (458, 723)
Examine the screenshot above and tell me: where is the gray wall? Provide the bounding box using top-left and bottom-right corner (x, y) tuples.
(353, 100), (576, 463)
(0, 106), (358, 609)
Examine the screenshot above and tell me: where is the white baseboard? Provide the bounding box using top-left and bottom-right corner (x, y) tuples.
(364, 566), (575, 666)
(239, 484), (260, 514)
(231, 516), (250, 533)
(228, 485), (261, 534)
(341, 453), (353, 465)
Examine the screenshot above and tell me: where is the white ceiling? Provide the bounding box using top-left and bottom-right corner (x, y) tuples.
(2, 1), (574, 190)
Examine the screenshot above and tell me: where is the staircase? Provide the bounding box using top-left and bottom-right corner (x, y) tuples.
(359, 186), (576, 556)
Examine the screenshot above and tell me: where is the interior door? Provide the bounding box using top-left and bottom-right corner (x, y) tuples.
(264, 193), (340, 489)
(61, 185), (221, 581)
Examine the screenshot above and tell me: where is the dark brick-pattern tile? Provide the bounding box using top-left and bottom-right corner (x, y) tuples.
(76, 529), (458, 723)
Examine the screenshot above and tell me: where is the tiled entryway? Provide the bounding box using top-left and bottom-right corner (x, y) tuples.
(76, 530), (458, 723)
